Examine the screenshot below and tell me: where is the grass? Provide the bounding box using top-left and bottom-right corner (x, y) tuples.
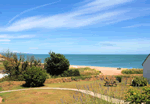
(0, 61), (147, 104)
(0, 89), (114, 104)
(0, 74), (147, 104)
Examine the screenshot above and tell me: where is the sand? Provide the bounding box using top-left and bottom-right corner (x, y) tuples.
(0, 97), (2, 103)
(69, 65), (128, 75)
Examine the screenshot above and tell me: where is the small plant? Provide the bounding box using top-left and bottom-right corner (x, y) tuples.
(131, 76), (148, 87)
(23, 66), (47, 87)
(44, 51), (70, 76)
(2, 98), (5, 102)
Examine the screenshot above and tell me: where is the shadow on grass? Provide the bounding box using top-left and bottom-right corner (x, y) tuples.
(21, 83), (46, 88)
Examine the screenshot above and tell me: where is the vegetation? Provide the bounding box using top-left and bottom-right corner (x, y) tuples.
(131, 76), (148, 87)
(44, 51), (70, 76)
(125, 86), (150, 104)
(0, 49), (149, 104)
(115, 75), (123, 83)
(121, 68), (143, 74)
(1, 49), (42, 81)
(23, 66), (47, 87)
(60, 69), (80, 77)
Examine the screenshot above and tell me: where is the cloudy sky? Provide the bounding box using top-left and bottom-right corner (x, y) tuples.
(0, 0), (150, 54)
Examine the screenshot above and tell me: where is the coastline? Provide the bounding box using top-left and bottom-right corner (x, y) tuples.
(69, 65), (128, 75)
(41, 63), (140, 75)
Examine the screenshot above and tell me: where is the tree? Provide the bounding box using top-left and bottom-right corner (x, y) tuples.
(44, 51), (70, 76)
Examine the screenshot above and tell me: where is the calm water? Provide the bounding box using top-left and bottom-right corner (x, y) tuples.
(1, 53), (148, 68)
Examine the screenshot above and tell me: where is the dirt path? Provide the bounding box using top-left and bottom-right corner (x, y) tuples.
(0, 87), (130, 104)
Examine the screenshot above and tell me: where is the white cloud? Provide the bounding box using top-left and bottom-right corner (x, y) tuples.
(0, 0), (136, 32)
(1, 43), (9, 44)
(7, 0), (61, 25)
(0, 39), (10, 42)
(0, 34), (35, 39)
(122, 23), (150, 28)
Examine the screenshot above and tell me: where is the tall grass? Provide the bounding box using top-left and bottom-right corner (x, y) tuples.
(57, 74), (150, 104)
(121, 68), (143, 74)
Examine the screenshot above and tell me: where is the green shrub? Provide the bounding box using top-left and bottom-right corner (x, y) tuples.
(121, 69), (143, 74)
(125, 87), (147, 104)
(44, 51), (70, 76)
(23, 66), (47, 87)
(142, 86), (150, 103)
(131, 76), (148, 87)
(115, 76), (122, 83)
(71, 75), (92, 81)
(61, 70), (70, 77)
(61, 69), (80, 77)
(46, 73), (51, 79)
(72, 69), (80, 76)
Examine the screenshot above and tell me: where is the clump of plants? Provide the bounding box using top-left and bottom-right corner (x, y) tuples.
(125, 86), (150, 104)
(44, 51), (70, 76)
(61, 69), (80, 77)
(121, 68), (143, 74)
(23, 66), (47, 87)
(131, 76), (148, 87)
(71, 75), (92, 81)
(104, 76), (117, 87)
(2, 49), (42, 81)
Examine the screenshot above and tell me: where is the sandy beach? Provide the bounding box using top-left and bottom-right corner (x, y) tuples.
(70, 65), (128, 75)
(41, 63), (128, 75)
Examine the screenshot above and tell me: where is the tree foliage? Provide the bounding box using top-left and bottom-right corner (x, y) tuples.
(44, 51), (70, 76)
(23, 66), (47, 87)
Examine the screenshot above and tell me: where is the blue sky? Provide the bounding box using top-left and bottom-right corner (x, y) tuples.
(0, 0), (150, 54)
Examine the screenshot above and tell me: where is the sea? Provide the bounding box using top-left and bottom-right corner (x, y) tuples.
(1, 53), (148, 69)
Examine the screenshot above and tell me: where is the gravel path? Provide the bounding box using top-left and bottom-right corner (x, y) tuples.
(0, 87), (130, 104)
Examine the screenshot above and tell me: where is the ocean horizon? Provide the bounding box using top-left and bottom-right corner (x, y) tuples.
(0, 53), (148, 69)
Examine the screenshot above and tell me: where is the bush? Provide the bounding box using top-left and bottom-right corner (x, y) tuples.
(115, 76), (122, 83)
(46, 73), (51, 79)
(71, 75), (92, 81)
(23, 66), (47, 87)
(125, 86), (150, 104)
(142, 86), (150, 103)
(73, 69), (80, 76)
(131, 76), (148, 87)
(44, 51), (70, 76)
(121, 69), (143, 74)
(125, 87), (147, 104)
(61, 69), (80, 77)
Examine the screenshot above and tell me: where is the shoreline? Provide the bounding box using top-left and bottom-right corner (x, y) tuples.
(69, 65), (141, 75)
